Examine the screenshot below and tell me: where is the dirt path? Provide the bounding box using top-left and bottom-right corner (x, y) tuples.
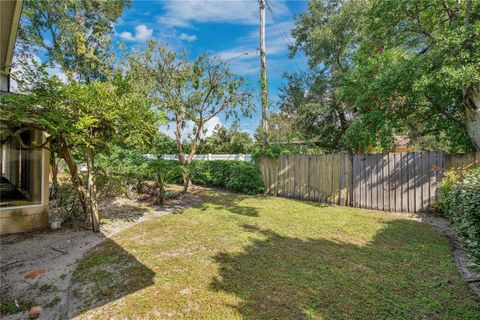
(0, 191), (202, 320)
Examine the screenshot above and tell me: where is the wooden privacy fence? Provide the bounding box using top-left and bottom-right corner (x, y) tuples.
(259, 152), (479, 213)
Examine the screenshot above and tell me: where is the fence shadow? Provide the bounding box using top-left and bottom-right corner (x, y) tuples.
(210, 221), (478, 319)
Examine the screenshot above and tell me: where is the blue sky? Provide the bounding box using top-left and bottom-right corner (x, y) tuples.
(112, 0), (309, 137)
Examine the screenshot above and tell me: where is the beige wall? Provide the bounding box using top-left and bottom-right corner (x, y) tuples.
(0, 133), (50, 234)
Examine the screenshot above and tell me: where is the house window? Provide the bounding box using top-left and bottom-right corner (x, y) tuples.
(1, 129), (44, 208)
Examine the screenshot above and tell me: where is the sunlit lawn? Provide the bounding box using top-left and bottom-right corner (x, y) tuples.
(71, 189), (480, 319)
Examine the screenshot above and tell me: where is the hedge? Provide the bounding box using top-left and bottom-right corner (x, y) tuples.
(187, 160), (264, 195)
(437, 168), (480, 269)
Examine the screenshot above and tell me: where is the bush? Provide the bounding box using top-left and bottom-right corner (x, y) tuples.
(225, 162), (265, 194)
(96, 149), (265, 195)
(186, 161), (264, 194)
(437, 168), (480, 268)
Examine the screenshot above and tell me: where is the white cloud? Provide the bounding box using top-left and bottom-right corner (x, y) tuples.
(160, 116), (224, 140)
(135, 24), (153, 41)
(156, 16), (191, 28)
(119, 24), (153, 42)
(178, 32), (197, 42)
(212, 20), (297, 75)
(156, 0), (289, 27)
(119, 31), (134, 41)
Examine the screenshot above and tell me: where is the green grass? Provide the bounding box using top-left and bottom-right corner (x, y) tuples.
(71, 190), (480, 319)
(0, 299), (35, 315)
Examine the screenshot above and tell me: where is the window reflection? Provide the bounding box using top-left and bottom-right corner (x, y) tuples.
(1, 129), (43, 208)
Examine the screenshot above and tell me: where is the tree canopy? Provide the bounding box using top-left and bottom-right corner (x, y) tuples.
(282, 0), (480, 152)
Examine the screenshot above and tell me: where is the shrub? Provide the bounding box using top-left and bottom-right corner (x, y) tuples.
(437, 168), (480, 269)
(186, 161), (264, 194)
(225, 162), (265, 194)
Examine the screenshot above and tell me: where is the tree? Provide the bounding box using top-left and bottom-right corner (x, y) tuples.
(277, 71), (349, 150)
(254, 112), (299, 145)
(287, 0), (365, 151)
(129, 42), (254, 191)
(17, 0), (129, 81)
(199, 122), (254, 154)
(355, 0), (480, 151)
(286, 0), (479, 152)
(13, 0), (131, 218)
(3, 61), (160, 231)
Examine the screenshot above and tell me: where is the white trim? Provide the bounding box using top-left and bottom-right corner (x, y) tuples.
(0, 138), (46, 211)
(161, 153), (253, 162)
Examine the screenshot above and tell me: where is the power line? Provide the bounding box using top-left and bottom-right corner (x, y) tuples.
(223, 52), (249, 63)
(264, 0), (308, 72)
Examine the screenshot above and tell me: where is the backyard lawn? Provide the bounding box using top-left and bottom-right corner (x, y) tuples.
(70, 189), (480, 319)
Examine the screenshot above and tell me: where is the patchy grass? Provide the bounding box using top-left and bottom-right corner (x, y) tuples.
(39, 283), (58, 292)
(0, 299), (35, 315)
(71, 190), (480, 319)
(44, 296), (61, 309)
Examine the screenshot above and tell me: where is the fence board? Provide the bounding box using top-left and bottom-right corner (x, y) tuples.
(314, 156), (320, 202)
(259, 151), (477, 214)
(371, 155), (378, 210)
(421, 152), (429, 211)
(446, 152), (480, 170)
(382, 154), (388, 211)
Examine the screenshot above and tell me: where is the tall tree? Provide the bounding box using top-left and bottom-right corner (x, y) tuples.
(14, 0), (131, 218)
(17, 0), (129, 81)
(128, 42), (254, 191)
(287, 0), (365, 151)
(254, 112), (300, 145)
(285, 0), (478, 152)
(344, 0), (480, 151)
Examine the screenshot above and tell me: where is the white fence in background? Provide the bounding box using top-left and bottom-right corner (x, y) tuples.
(161, 154), (253, 162)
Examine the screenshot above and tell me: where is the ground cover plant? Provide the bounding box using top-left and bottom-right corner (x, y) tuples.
(70, 190), (480, 319)
(437, 168), (480, 269)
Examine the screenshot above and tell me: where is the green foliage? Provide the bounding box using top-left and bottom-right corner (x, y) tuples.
(254, 112), (300, 145)
(224, 162), (265, 195)
(128, 41), (254, 192)
(19, 0), (130, 81)
(437, 168), (480, 268)
(152, 160), (184, 186)
(198, 122), (254, 154)
(0, 299), (35, 315)
(286, 0), (479, 152)
(186, 161), (264, 194)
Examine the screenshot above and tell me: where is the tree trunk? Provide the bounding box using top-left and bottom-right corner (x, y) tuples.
(86, 144), (100, 232)
(58, 135), (89, 219)
(49, 148), (59, 200)
(156, 184), (165, 205)
(463, 1), (479, 151)
(182, 173), (191, 193)
(464, 83), (480, 151)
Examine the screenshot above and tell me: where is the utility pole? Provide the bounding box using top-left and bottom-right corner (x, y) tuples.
(259, 0), (269, 148)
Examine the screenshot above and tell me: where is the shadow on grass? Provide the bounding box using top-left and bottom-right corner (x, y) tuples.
(200, 191), (262, 217)
(98, 198), (150, 223)
(68, 238), (155, 318)
(210, 222), (480, 320)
